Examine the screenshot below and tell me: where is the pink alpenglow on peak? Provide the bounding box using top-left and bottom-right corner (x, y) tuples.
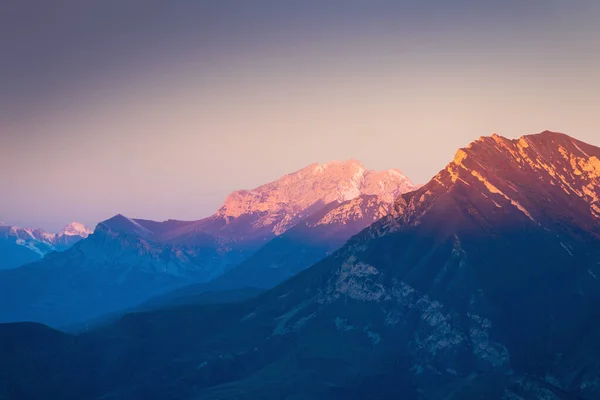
(58, 222), (93, 237)
(217, 159), (416, 234)
(394, 131), (600, 232)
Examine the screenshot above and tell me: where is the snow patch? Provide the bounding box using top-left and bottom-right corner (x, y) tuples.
(273, 301), (310, 335)
(559, 242), (573, 256)
(58, 222), (92, 237)
(571, 139), (591, 158)
(334, 317), (354, 331)
(364, 327), (381, 345)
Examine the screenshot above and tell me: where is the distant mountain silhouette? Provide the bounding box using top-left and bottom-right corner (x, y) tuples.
(0, 222), (91, 270)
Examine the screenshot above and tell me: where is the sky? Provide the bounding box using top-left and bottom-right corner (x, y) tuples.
(1, 0), (600, 231)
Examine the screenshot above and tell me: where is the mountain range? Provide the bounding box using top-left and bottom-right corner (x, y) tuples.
(0, 160), (415, 328)
(0, 222), (92, 270)
(2, 131), (600, 399)
(140, 193), (400, 310)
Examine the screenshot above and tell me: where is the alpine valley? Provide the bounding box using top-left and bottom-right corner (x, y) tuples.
(3, 131), (600, 400)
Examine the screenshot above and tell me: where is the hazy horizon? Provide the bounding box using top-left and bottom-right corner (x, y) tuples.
(2, 1), (600, 231)
(2, 129), (597, 232)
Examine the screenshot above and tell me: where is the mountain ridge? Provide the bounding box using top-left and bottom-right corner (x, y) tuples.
(384, 130), (600, 234)
(141, 193), (401, 310)
(0, 159), (415, 327)
(0, 221), (92, 270)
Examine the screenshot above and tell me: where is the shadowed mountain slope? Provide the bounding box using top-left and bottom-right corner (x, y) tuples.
(143, 194), (400, 310)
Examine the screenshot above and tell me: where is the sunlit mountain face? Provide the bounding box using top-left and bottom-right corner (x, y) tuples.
(3, 131), (600, 400)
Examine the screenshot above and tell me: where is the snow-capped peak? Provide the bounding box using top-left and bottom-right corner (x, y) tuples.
(0, 221), (94, 269)
(216, 160), (415, 235)
(58, 222), (93, 238)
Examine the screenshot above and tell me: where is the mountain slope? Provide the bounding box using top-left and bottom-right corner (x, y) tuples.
(0, 222), (92, 270)
(391, 130), (600, 234)
(143, 194), (402, 310)
(156, 160), (413, 247)
(0, 161), (414, 327)
(3, 131), (600, 399)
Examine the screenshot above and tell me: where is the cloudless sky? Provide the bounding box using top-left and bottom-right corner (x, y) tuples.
(1, 0), (600, 231)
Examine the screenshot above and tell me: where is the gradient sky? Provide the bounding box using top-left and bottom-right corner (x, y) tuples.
(2, 0), (600, 231)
